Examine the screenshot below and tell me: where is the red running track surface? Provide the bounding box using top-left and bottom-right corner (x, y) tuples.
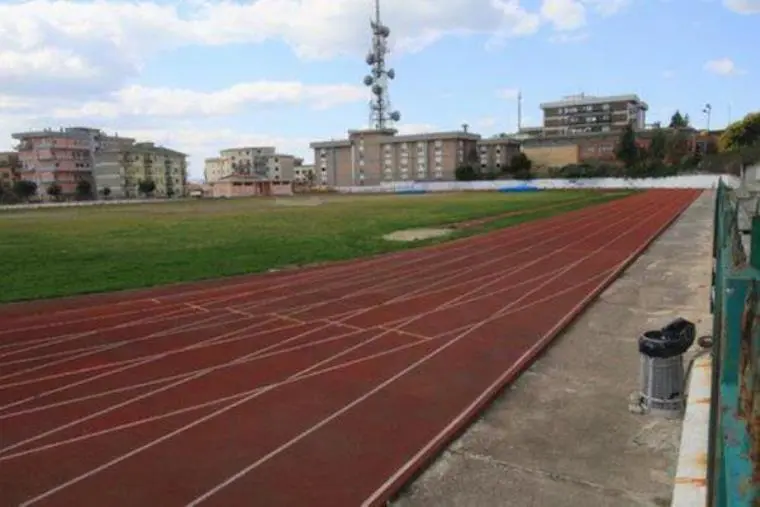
(0, 189), (701, 507)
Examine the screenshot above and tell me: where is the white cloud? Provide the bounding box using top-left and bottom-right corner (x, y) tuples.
(541, 0), (587, 31)
(662, 69), (676, 79)
(704, 57), (746, 76)
(0, 0), (633, 180)
(0, 48), (98, 80)
(0, 0), (630, 90)
(724, 0), (760, 14)
(48, 81), (368, 119)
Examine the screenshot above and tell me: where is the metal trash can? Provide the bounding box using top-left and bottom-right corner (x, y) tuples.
(637, 318), (696, 418)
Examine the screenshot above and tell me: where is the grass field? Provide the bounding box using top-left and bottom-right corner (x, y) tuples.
(0, 190), (632, 302)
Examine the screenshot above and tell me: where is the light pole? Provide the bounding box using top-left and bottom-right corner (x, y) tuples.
(703, 103), (712, 131)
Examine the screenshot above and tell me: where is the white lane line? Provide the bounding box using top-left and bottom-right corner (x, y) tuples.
(360, 192), (697, 507)
(0, 315), (290, 412)
(0, 331), (440, 462)
(15, 193), (663, 506)
(183, 194), (683, 506)
(0, 318), (392, 455)
(1, 265), (619, 460)
(0, 202), (643, 433)
(0, 311), (248, 382)
(0, 306), (201, 358)
(0, 264), (607, 422)
(225, 197), (629, 315)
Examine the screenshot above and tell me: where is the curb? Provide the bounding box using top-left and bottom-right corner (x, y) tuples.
(671, 353), (711, 507)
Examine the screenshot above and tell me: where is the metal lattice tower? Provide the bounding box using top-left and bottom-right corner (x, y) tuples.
(363, 0), (400, 129)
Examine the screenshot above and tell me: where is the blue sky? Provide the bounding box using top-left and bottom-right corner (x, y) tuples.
(0, 0), (757, 180)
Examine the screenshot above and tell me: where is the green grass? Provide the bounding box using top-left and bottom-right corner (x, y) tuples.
(0, 190), (633, 303)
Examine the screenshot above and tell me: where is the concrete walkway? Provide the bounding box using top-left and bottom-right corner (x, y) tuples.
(393, 191), (715, 507)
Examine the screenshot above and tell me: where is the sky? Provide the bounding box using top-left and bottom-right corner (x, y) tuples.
(0, 0), (757, 181)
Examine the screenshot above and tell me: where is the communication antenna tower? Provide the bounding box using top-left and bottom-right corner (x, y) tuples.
(362, 0), (400, 129)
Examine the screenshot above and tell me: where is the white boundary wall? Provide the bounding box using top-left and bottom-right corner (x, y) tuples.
(0, 198), (180, 212)
(336, 175), (741, 194)
(0, 175), (741, 210)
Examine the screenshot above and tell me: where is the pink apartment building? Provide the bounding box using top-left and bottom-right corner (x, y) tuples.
(12, 128), (98, 198)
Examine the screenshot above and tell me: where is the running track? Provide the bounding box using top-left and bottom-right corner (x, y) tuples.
(0, 189), (700, 507)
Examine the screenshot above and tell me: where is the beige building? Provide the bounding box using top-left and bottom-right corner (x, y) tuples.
(203, 146), (298, 184)
(476, 137), (522, 172)
(210, 174), (294, 198)
(122, 142), (188, 198)
(311, 128), (481, 186)
(294, 164), (315, 183)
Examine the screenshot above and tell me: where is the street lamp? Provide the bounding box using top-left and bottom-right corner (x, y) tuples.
(703, 103), (712, 131)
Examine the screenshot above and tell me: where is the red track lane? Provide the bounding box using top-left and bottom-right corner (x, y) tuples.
(0, 189), (700, 507)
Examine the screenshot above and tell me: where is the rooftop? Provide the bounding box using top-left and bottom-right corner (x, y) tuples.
(311, 129), (482, 148)
(540, 94), (648, 110)
(130, 142), (187, 158)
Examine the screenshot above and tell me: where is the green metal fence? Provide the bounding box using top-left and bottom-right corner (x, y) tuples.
(710, 179), (760, 506)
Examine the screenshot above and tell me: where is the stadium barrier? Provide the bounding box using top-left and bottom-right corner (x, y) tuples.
(691, 179), (760, 507)
(336, 175), (741, 194)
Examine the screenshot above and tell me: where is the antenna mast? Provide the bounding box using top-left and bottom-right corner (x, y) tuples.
(517, 90), (522, 131)
(363, 0), (400, 129)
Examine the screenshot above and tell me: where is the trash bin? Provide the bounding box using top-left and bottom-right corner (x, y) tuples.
(637, 318), (696, 418)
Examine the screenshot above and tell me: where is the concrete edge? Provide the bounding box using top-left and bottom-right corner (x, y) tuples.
(671, 353), (712, 507)
(367, 191), (701, 507)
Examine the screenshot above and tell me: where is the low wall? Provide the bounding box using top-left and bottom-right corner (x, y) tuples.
(336, 175), (741, 194)
(0, 198), (183, 211)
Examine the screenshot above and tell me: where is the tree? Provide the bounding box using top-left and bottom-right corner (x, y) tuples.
(665, 130), (692, 165)
(101, 186), (112, 199)
(455, 165), (479, 181)
(719, 112), (760, 152)
(505, 153), (533, 179)
(138, 179), (156, 197)
(615, 123), (639, 169)
(669, 110), (690, 128)
(649, 128), (667, 162)
(75, 180), (92, 200)
(46, 183), (62, 201)
(12, 180), (37, 201)
(306, 171), (315, 187)
(466, 147), (479, 166)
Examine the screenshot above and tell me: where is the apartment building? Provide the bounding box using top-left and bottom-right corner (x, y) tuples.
(294, 164), (315, 183)
(11, 127), (185, 199)
(92, 135), (136, 198)
(122, 142), (188, 198)
(540, 93), (648, 137)
(203, 146), (297, 183)
(476, 138), (522, 172)
(0, 152), (20, 186)
(12, 127), (105, 198)
(310, 128), (481, 186)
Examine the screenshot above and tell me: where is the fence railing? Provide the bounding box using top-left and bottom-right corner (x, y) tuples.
(710, 179), (760, 506)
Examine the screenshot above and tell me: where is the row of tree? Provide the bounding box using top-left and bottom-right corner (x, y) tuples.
(0, 178), (159, 204)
